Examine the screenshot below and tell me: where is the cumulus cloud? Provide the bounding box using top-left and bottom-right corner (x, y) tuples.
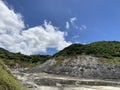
(0, 1), (71, 55)
(0, 1), (24, 34)
(65, 21), (70, 29)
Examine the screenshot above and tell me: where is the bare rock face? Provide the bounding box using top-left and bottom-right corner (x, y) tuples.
(27, 55), (120, 80)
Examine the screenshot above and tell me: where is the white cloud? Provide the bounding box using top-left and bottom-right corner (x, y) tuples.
(79, 24), (87, 31)
(64, 32), (68, 36)
(72, 35), (79, 39)
(69, 17), (87, 31)
(0, 1), (24, 34)
(0, 1), (72, 55)
(70, 17), (78, 29)
(70, 17), (77, 24)
(65, 21), (70, 29)
(74, 41), (86, 45)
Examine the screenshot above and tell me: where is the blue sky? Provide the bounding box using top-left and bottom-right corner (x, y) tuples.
(1, 0), (120, 55)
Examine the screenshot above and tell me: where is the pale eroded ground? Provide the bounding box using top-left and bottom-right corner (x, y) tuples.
(11, 69), (120, 90)
(29, 86), (120, 90)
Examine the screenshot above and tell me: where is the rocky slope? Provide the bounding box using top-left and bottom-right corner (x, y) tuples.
(28, 55), (120, 79)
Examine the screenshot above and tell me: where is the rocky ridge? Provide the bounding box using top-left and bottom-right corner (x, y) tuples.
(28, 55), (120, 80)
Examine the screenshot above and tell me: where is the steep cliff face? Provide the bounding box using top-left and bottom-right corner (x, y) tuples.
(28, 55), (120, 79)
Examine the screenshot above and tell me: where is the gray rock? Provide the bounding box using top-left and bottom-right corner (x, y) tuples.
(27, 55), (120, 80)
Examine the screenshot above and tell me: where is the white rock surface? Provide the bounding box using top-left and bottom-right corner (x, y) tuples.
(10, 68), (120, 90)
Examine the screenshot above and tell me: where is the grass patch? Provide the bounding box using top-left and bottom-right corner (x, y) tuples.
(53, 55), (78, 66)
(54, 55), (120, 66)
(98, 57), (120, 65)
(53, 56), (65, 66)
(0, 60), (27, 90)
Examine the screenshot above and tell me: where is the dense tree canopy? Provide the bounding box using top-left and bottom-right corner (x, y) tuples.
(54, 41), (120, 58)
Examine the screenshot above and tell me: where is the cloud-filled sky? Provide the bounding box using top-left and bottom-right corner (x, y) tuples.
(1, 0), (120, 55)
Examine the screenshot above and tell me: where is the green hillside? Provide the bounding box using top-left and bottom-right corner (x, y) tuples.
(1, 41), (120, 67)
(53, 41), (120, 65)
(0, 48), (51, 67)
(54, 41), (120, 58)
(0, 60), (27, 90)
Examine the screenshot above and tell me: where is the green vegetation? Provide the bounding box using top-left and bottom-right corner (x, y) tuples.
(54, 41), (120, 58)
(0, 48), (51, 67)
(53, 56), (65, 66)
(54, 41), (120, 64)
(98, 57), (120, 64)
(0, 41), (120, 89)
(1, 41), (120, 66)
(0, 60), (27, 90)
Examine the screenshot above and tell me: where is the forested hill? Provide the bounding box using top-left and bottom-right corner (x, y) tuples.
(0, 48), (51, 67)
(54, 41), (120, 58)
(1, 41), (120, 67)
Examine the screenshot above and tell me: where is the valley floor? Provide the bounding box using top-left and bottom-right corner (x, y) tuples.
(29, 86), (120, 90)
(11, 68), (120, 90)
